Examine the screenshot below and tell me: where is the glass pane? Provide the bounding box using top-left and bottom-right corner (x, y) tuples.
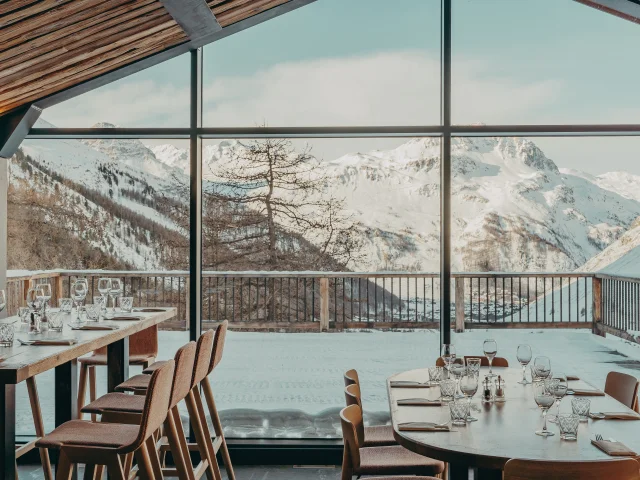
(204, 0), (441, 127)
(452, 0), (640, 125)
(200, 136), (440, 438)
(7, 137), (189, 435)
(41, 54), (189, 128)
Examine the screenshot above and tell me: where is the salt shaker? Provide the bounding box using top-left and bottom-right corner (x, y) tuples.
(482, 376), (493, 403)
(495, 375), (506, 402)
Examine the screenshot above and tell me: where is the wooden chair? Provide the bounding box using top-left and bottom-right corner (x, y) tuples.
(36, 360), (175, 480)
(339, 404), (444, 480)
(344, 383), (396, 447)
(604, 371), (640, 411)
(82, 341), (198, 480)
(503, 458), (640, 480)
(344, 368), (360, 387)
(464, 355), (509, 367)
(78, 325), (158, 419)
(16, 378), (53, 480)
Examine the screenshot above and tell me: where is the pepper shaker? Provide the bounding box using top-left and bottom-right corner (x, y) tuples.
(495, 375), (506, 402)
(482, 376), (493, 403)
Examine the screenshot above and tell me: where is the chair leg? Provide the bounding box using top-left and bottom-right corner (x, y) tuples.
(26, 377), (54, 480)
(134, 442), (154, 480)
(83, 464), (96, 480)
(77, 363), (88, 419)
(88, 366), (97, 423)
(202, 377), (235, 480)
(105, 454), (126, 480)
(122, 453), (135, 478)
(166, 407), (195, 480)
(186, 389), (221, 480)
(94, 465), (105, 480)
(194, 389), (221, 476)
(55, 451), (74, 480)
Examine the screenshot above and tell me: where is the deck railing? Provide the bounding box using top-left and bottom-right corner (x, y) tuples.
(7, 269), (628, 333)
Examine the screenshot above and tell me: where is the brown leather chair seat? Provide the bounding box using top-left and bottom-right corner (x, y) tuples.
(81, 392), (146, 415)
(79, 353), (154, 366)
(363, 424), (396, 447)
(36, 421), (139, 450)
(359, 445), (444, 476)
(115, 374), (151, 392)
(142, 359), (170, 374)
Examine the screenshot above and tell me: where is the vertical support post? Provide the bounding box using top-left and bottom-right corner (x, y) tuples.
(593, 276), (603, 337)
(319, 278), (329, 332)
(54, 274), (63, 305)
(107, 337), (129, 393)
(0, 157), (7, 320)
(455, 276), (465, 333)
(0, 383), (16, 480)
(55, 360), (78, 480)
(185, 277), (191, 328)
(440, 0), (452, 346)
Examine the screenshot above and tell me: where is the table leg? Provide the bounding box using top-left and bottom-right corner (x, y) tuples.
(107, 337), (129, 392)
(0, 383), (16, 480)
(449, 462), (471, 480)
(55, 360), (78, 480)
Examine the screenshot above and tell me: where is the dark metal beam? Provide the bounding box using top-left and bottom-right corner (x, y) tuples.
(32, 0), (317, 111)
(0, 105), (41, 158)
(159, 0), (222, 45)
(574, 0), (640, 24)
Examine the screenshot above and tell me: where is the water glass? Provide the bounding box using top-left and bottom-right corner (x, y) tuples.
(440, 379), (457, 403)
(571, 397), (591, 422)
(59, 298), (73, 313)
(449, 400), (470, 426)
(93, 296), (105, 311)
(49, 311), (66, 332)
(517, 344), (532, 384)
(466, 358), (481, 377)
(120, 297), (134, 313)
(483, 339), (498, 378)
(85, 303), (101, 322)
(18, 307), (30, 325)
(0, 322), (15, 347)
(428, 366), (444, 385)
(557, 413), (579, 440)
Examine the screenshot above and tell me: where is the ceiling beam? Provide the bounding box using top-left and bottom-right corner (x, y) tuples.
(0, 104), (41, 158)
(159, 0), (222, 45)
(573, 0), (640, 24)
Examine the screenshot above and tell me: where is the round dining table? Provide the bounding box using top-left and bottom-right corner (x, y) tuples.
(387, 367), (640, 480)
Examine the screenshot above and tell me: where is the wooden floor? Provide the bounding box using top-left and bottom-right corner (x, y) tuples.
(18, 464), (342, 479)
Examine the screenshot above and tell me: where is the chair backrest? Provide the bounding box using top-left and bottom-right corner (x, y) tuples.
(464, 355), (509, 367)
(344, 369), (360, 387)
(191, 329), (215, 389)
(340, 405), (363, 472)
(605, 371), (639, 410)
(170, 341), (197, 408)
(93, 325), (158, 357)
(207, 321), (228, 375)
(344, 384), (362, 409)
(435, 357), (464, 367)
(503, 458), (640, 480)
(128, 360), (175, 452)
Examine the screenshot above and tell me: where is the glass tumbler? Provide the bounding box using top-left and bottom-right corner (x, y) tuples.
(0, 322), (15, 347)
(49, 311), (66, 332)
(85, 303), (102, 322)
(557, 413), (579, 440)
(120, 297), (134, 313)
(428, 366), (444, 385)
(440, 379), (457, 403)
(571, 397), (591, 422)
(449, 400), (470, 426)
(59, 298), (73, 313)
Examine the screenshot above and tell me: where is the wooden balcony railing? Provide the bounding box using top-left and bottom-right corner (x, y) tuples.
(4, 269), (632, 335)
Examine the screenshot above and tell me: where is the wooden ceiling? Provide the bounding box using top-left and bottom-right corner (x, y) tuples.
(0, 0), (303, 116)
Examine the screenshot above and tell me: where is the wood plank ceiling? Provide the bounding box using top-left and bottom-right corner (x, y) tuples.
(0, 0), (295, 116)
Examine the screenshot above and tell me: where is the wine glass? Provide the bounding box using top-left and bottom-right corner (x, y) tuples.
(533, 356), (551, 381)
(441, 344), (456, 378)
(36, 284), (52, 323)
(109, 279), (123, 317)
(534, 381), (556, 436)
(0, 289), (6, 314)
(517, 344), (532, 385)
(70, 281), (87, 325)
(548, 373), (568, 424)
(97, 278), (111, 313)
(483, 339), (498, 378)
(450, 360), (467, 399)
(460, 372), (479, 422)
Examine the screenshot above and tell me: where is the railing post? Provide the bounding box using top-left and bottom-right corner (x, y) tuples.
(455, 277), (465, 333)
(54, 274), (63, 305)
(592, 276), (603, 337)
(319, 278), (329, 332)
(185, 277), (190, 330)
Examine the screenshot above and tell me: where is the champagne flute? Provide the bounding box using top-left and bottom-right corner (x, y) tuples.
(441, 344), (456, 379)
(533, 356), (551, 381)
(517, 344), (532, 385)
(483, 339), (498, 378)
(109, 279), (123, 317)
(548, 373), (568, 424)
(460, 372), (479, 422)
(534, 381), (556, 436)
(97, 278), (111, 314)
(36, 283), (52, 323)
(70, 281), (87, 325)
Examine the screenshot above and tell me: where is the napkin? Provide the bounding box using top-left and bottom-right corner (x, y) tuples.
(397, 398), (442, 406)
(591, 439), (637, 456)
(111, 316), (143, 321)
(566, 375), (580, 381)
(590, 412), (640, 420)
(30, 339), (77, 346)
(135, 308), (166, 313)
(390, 381), (431, 388)
(570, 388), (605, 396)
(397, 422), (450, 432)
(71, 324), (119, 331)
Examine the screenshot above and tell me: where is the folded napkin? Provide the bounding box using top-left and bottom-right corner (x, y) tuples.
(591, 439), (637, 456)
(390, 380), (431, 388)
(111, 316), (142, 321)
(135, 308), (166, 313)
(71, 324), (119, 331)
(590, 412), (640, 420)
(30, 339), (77, 346)
(570, 388), (605, 396)
(397, 422), (450, 432)
(566, 375), (580, 381)
(397, 398), (442, 406)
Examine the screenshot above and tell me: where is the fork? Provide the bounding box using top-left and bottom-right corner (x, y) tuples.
(595, 434), (603, 441)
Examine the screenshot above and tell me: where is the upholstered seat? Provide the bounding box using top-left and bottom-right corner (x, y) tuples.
(36, 420), (139, 450)
(363, 425), (396, 447)
(142, 359), (170, 374)
(115, 374), (151, 392)
(81, 392), (146, 415)
(359, 445), (444, 476)
(79, 353), (154, 366)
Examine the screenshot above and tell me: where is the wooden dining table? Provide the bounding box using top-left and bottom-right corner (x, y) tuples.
(0, 308), (176, 479)
(388, 367), (640, 480)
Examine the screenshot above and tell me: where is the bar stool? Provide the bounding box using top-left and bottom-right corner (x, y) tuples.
(35, 361), (175, 480)
(82, 341), (198, 480)
(78, 325), (158, 419)
(343, 370), (396, 447)
(16, 378), (53, 480)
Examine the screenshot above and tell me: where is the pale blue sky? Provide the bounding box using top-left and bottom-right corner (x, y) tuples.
(44, 0), (640, 174)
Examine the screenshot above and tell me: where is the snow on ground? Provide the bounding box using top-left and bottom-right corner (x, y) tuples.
(14, 328), (640, 438)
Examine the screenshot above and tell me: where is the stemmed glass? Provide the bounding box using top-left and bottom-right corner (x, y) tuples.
(517, 344), (532, 385)
(460, 372), (479, 422)
(108, 279), (123, 317)
(483, 339), (498, 378)
(0, 289), (6, 314)
(70, 281), (87, 325)
(450, 360), (467, 399)
(534, 381), (556, 436)
(548, 373), (568, 424)
(36, 284), (52, 324)
(97, 278), (111, 314)
(441, 344), (456, 379)
(25, 288), (42, 334)
(533, 356), (551, 381)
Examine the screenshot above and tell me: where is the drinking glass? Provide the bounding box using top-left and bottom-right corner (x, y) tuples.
(460, 373), (479, 422)
(439, 379), (457, 403)
(466, 358), (481, 377)
(97, 278), (111, 313)
(571, 397), (590, 422)
(108, 279), (123, 317)
(0, 322), (15, 347)
(517, 344), (532, 384)
(120, 297), (134, 313)
(25, 288), (42, 334)
(441, 344), (456, 378)
(449, 400), (470, 426)
(48, 311), (66, 332)
(548, 374), (568, 424)
(85, 303), (102, 322)
(70, 281), (88, 324)
(450, 361), (466, 399)
(93, 296), (105, 312)
(533, 356), (551, 381)
(534, 381), (556, 436)
(36, 283), (52, 324)
(0, 289), (6, 314)
(59, 298), (73, 313)
(428, 366), (444, 386)
(557, 413), (579, 440)
(483, 339), (498, 378)
(17, 307), (30, 328)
